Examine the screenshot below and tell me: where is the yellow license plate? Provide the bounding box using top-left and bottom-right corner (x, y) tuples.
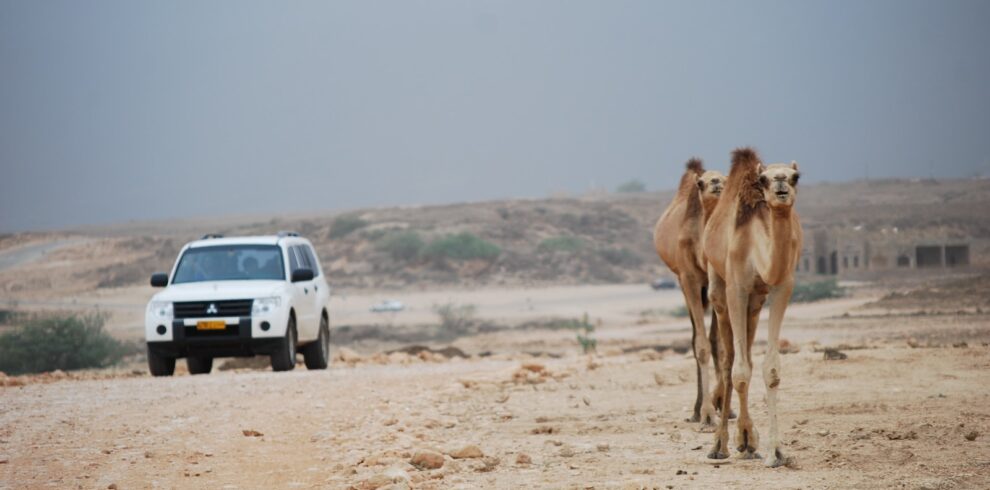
(196, 320), (227, 331)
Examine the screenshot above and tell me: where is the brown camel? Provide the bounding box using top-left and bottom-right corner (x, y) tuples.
(653, 158), (726, 430)
(703, 147), (802, 467)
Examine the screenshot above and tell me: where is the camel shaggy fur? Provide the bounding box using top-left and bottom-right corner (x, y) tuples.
(653, 158), (726, 430)
(703, 147), (803, 467)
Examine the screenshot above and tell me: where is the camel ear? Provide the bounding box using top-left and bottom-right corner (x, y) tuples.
(790, 161), (799, 171)
(696, 178), (705, 191)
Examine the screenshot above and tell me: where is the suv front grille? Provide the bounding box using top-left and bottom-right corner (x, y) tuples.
(173, 299), (253, 319)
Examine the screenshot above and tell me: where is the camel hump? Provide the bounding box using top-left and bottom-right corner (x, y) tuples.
(685, 158), (704, 175)
(730, 147), (761, 175)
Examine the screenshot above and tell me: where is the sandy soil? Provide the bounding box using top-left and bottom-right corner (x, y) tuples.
(2, 299), (989, 489)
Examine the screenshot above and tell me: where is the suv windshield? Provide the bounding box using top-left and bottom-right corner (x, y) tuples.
(172, 245), (284, 284)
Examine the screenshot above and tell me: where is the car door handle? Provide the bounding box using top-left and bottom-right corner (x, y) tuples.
(314, 285), (318, 292)
(304, 288), (309, 294)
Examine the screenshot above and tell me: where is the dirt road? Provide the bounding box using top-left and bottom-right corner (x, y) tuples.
(2, 311), (989, 489)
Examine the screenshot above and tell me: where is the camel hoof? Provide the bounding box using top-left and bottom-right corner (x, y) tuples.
(699, 420), (717, 433)
(765, 449), (788, 468)
(686, 413), (701, 423)
(727, 410), (737, 420)
(707, 449), (729, 460)
(736, 448), (762, 460)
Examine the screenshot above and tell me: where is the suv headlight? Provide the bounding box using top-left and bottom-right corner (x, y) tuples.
(148, 301), (173, 319)
(252, 297), (281, 315)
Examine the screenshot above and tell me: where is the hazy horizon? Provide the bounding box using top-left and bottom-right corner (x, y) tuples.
(2, 1), (989, 233)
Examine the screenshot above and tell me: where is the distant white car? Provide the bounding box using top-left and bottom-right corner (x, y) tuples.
(370, 300), (405, 313)
(145, 232), (331, 376)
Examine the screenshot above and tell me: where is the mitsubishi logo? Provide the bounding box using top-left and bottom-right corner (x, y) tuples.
(206, 303), (218, 315)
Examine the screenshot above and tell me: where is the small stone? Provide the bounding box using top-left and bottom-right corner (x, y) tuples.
(653, 373), (665, 386)
(676, 469), (688, 475)
(817, 430), (830, 437)
(242, 429), (263, 437)
(477, 456), (500, 472)
(515, 453), (532, 465)
(107, 485), (118, 490)
(449, 445), (484, 459)
(144, 451), (153, 458)
(0, 456), (8, 464)
(965, 431), (978, 441)
(559, 447), (575, 457)
(596, 443), (610, 452)
(410, 450), (444, 470)
(582, 396), (591, 406)
(521, 362), (545, 373)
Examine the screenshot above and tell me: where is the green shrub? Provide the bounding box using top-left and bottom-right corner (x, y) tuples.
(599, 247), (642, 266)
(791, 279), (844, 303)
(433, 303), (477, 332)
(667, 305), (690, 318)
(0, 313), (135, 375)
(329, 215), (369, 239)
(616, 179), (647, 193)
(537, 236), (585, 254)
(423, 233), (501, 261)
(377, 231), (425, 261)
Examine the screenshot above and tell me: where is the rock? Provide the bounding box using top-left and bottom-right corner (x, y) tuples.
(520, 362), (545, 373)
(410, 450), (444, 470)
(582, 396), (591, 406)
(559, 446), (575, 457)
(964, 431), (978, 441)
(242, 429), (263, 437)
(108, 484), (118, 489)
(335, 347), (364, 364)
(0, 455), (9, 464)
(653, 373), (665, 386)
(449, 445), (484, 459)
(515, 453), (532, 465)
(596, 443), (610, 452)
(476, 456), (500, 472)
(823, 349), (847, 361)
(778, 339), (800, 354)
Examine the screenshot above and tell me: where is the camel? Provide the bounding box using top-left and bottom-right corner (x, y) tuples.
(653, 158), (726, 430)
(703, 147), (802, 467)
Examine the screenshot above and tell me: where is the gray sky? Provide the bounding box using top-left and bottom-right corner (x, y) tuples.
(2, 1), (988, 232)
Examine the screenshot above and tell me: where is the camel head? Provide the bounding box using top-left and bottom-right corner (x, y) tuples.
(759, 162), (800, 208)
(696, 170), (726, 203)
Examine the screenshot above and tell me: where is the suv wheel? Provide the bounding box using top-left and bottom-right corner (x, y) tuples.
(148, 345), (176, 377)
(187, 356), (213, 375)
(303, 315), (331, 370)
(271, 315), (298, 372)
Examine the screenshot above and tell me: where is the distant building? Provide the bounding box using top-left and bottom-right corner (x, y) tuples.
(796, 224), (976, 276)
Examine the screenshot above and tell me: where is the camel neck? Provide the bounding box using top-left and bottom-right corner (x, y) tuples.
(763, 207), (795, 286)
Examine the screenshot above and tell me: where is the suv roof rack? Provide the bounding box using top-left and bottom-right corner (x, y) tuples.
(201, 233), (224, 240)
(277, 231), (299, 238)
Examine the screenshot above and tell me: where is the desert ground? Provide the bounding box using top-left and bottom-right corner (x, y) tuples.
(2, 181), (989, 489)
(2, 276), (990, 489)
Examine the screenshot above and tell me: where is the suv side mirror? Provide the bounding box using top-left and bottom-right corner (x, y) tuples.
(150, 272), (169, 288)
(291, 268), (314, 283)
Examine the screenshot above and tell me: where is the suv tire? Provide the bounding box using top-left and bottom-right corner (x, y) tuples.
(148, 346), (176, 377)
(187, 356), (213, 375)
(303, 315), (331, 370)
(271, 315), (298, 372)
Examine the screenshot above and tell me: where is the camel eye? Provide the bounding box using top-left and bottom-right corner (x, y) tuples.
(697, 179), (705, 190)
(791, 173), (800, 185)
(758, 175), (769, 187)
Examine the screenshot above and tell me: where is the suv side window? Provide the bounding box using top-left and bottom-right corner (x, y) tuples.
(288, 245), (302, 271)
(302, 246), (321, 277)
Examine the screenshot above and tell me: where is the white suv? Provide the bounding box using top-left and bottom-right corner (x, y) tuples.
(145, 232), (331, 376)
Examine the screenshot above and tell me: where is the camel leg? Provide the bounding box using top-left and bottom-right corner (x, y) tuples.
(726, 278), (759, 460)
(678, 272), (716, 431)
(709, 311), (735, 420)
(689, 316), (703, 423)
(735, 292), (766, 459)
(763, 280), (794, 468)
(706, 271), (733, 460)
